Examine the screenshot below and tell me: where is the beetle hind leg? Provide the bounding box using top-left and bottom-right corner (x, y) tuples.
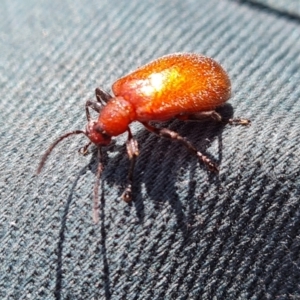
(176, 110), (250, 126)
(176, 110), (222, 122)
(142, 122), (219, 173)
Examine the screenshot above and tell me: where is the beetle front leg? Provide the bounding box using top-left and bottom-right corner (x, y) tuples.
(85, 99), (105, 123)
(142, 122), (219, 172)
(86, 99), (103, 115)
(95, 88), (113, 104)
(121, 128), (139, 202)
(86, 89), (113, 121)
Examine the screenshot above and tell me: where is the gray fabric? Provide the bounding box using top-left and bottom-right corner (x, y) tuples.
(249, 0), (300, 17)
(1, 0), (300, 299)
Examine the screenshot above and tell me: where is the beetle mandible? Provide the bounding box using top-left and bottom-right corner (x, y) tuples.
(37, 53), (250, 222)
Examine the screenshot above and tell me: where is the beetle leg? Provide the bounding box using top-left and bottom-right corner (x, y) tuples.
(86, 88), (112, 120)
(121, 128), (139, 202)
(227, 117), (251, 126)
(142, 122), (219, 173)
(176, 111), (250, 126)
(85, 99), (104, 122)
(78, 141), (92, 155)
(95, 88), (113, 104)
(176, 110), (222, 122)
(86, 100), (103, 113)
(93, 147), (104, 224)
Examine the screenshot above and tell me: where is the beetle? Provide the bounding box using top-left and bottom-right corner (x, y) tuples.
(37, 53), (250, 222)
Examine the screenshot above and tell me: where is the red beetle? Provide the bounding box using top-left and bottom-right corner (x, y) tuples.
(37, 53), (249, 222)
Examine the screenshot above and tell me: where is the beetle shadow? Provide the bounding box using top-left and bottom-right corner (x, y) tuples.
(54, 164), (87, 300)
(54, 162), (111, 300)
(88, 103), (235, 232)
(53, 103), (235, 299)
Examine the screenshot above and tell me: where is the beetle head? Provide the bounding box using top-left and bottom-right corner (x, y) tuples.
(86, 120), (112, 146)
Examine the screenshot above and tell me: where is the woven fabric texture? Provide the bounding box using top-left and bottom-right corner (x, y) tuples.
(1, 0), (300, 299)
(249, 0), (300, 17)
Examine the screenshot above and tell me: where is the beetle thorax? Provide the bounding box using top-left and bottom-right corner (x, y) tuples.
(97, 97), (136, 137)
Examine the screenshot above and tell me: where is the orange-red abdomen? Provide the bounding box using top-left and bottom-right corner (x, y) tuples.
(112, 53), (231, 121)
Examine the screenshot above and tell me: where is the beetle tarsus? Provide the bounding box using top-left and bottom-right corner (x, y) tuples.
(78, 142), (92, 155)
(122, 185), (132, 203)
(228, 118), (251, 126)
(197, 152), (219, 173)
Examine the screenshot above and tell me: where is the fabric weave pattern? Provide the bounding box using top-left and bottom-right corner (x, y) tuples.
(0, 0), (300, 299)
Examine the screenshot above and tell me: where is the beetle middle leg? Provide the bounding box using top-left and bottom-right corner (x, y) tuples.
(142, 122), (219, 172)
(121, 128), (139, 202)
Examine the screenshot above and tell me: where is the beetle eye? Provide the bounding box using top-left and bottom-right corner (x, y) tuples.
(94, 124), (109, 137)
(94, 124), (103, 134)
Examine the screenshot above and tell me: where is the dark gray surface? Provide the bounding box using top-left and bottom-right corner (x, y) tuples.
(250, 0), (300, 17)
(1, 0), (300, 299)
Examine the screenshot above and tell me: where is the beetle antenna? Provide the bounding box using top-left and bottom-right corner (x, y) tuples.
(37, 130), (86, 174)
(93, 147), (103, 224)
